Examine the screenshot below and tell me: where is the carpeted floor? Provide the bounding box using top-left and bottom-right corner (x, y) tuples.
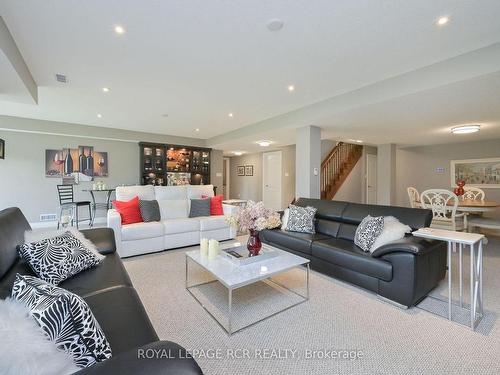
(123, 236), (500, 375)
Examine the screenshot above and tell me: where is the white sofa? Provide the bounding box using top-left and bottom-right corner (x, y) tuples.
(107, 185), (238, 258)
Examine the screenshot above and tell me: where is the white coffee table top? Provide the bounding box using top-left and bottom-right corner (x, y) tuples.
(186, 243), (309, 290)
(413, 228), (484, 245)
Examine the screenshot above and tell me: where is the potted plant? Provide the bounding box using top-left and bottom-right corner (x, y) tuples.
(226, 201), (281, 256)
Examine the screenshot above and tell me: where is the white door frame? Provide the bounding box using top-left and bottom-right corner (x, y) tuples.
(262, 150), (282, 210)
(366, 154), (377, 204)
(223, 158), (230, 199)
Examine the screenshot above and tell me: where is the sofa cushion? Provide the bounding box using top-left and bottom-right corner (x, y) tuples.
(83, 286), (158, 356)
(162, 218), (200, 235)
(154, 186), (187, 200)
(113, 196), (143, 225)
(138, 200), (161, 222)
(260, 229), (330, 255)
(187, 185), (214, 199)
(311, 238), (392, 281)
(0, 207), (31, 280)
(199, 216), (228, 231)
(121, 222), (164, 241)
(189, 198), (211, 218)
(115, 185), (155, 201)
(158, 200), (189, 220)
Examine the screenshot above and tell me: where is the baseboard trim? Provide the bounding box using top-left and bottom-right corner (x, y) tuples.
(29, 217), (107, 229)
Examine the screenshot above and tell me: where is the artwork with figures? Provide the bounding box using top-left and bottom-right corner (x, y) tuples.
(451, 158), (500, 188)
(45, 146), (108, 183)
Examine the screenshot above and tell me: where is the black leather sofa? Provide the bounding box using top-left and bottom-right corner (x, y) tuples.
(260, 198), (447, 307)
(0, 207), (202, 375)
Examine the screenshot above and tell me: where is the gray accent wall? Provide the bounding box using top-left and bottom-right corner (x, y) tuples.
(395, 138), (500, 218)
(0, 115), (217, 223)
(229, 145), (295, 209)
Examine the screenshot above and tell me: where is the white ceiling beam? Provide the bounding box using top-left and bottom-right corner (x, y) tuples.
(0, 16), (38, 104)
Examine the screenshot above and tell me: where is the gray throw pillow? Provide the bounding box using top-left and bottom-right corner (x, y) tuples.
(189, 198), (210, 218)
(285, 205), (317, 234)
(139, 200), (160, 222)
(354, 215), (385, 252)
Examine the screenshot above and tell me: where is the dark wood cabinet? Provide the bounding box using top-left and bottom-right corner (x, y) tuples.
(140, 142), (211, 186)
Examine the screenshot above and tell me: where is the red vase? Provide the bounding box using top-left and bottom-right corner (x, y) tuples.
(247, 229), (262, 257)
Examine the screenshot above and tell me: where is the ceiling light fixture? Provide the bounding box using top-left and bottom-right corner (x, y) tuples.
(114, 25), (126, 34)
(195, 128), (200, 132)
(267, 19), (284, 31)
(257, 140), (272, 147)
(348, 139), (363, 143)
(451, 125), (480, 134)
(228, 113), (234, 118)
(287, 85), (295, 92)
(102, 87), (110, 93)
(437, 16), (449, 26)
(233, 151), (243, 156)
(97, 114), (102, 118)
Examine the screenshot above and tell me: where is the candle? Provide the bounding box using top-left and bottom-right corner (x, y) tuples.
(200, 238), (209, 257)
(208, 239), (219, 260)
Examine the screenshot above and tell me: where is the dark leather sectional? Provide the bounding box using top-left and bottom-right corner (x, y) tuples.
(261, 198), (447, 307)
(0, 207), (202, 375)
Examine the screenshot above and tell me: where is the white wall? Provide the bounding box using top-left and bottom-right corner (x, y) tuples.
(333, 158), (363, 203)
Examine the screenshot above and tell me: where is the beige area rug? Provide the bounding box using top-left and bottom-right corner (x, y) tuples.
(123, 236), (500, 375)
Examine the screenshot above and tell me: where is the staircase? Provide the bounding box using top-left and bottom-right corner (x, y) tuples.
(320, 142), (363, 200)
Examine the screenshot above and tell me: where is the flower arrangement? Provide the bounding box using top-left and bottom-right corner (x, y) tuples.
(226, 201), (281, 232)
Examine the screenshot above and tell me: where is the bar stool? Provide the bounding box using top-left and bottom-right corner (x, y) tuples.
(57, 185), (92, 229)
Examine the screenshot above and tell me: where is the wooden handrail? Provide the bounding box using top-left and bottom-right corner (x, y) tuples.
(321, 142), (343, 169)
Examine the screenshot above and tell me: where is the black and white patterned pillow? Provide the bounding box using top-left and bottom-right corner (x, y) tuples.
(354, 215), (385, 252)
(285, 205), (317, 234)
(18, 231), (104, 285)
(139, 200), (161, 222)
(11, 274), (112, 368)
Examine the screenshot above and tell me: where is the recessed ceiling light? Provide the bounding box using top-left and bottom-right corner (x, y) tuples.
(257, 140), (272, 147)
(114, 25), (126, 34)
(437, 16), (449, 26)
(233, 151), (243, 156)
(102, 87), (110, 93)
(195, 128), (200, 132)
(451, 125), (480, 134)
(267, 19), (284, 31)
(288, 85), (295, 92)
(97, 114), (102, 118)
(228, 113), (234, 118)
(348, 139), (363, 143)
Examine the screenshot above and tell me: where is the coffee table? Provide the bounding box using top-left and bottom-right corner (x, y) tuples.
(185, 243), (310, 335)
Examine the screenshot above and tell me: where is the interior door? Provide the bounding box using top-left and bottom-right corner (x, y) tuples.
(263, 151), (282, 210)
(366, 154), (377, 204)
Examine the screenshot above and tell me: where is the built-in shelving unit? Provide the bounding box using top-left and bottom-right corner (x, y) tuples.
(139, 142), (211, 186)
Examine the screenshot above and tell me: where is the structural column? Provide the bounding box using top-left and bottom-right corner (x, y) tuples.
(295, 125), (321, 199)
(376, 143), (396, 205)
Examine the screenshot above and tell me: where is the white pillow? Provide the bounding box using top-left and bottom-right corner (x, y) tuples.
(370, 216), (411, 253)
(281, 209), (289, 231)
(0, 298), (78, 375)
(157, 199), (189, 220)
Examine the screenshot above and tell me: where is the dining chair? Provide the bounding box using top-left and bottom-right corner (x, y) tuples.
(407, 187), (420, 208)
(57, 185), (93, 229)
(420, 189), (467, 231)
(461, 186), (485, 201)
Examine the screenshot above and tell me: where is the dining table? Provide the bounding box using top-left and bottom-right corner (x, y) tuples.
(82, 188), (116, 225)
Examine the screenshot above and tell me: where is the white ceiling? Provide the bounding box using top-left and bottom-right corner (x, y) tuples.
(1, 0), (500, 150)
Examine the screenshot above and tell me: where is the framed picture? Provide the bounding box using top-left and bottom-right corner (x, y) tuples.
(237, 166), (245, 176)
(245, 165), (254, 176)
(450, 158), (500, 188)
(0, 139), (4, 159)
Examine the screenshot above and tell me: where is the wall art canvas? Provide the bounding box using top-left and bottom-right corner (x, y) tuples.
(245, 165), (254, 176)
(45, 146), (109, 182)
(0, 139), (4, 159)
(451, 158), (500, 188)
(237, 166), (245, 176)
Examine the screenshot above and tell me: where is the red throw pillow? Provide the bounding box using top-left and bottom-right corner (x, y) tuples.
(202, 194), (224, 216)
(112, 196), (143, 224)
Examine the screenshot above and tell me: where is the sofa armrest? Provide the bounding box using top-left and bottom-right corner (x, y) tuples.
(222, 203), (239, 217)
(370, 236), (445, 258)
(107, 209), (122, 253)
(76, 340), (203, 375)
(80, 228), (116, 255)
